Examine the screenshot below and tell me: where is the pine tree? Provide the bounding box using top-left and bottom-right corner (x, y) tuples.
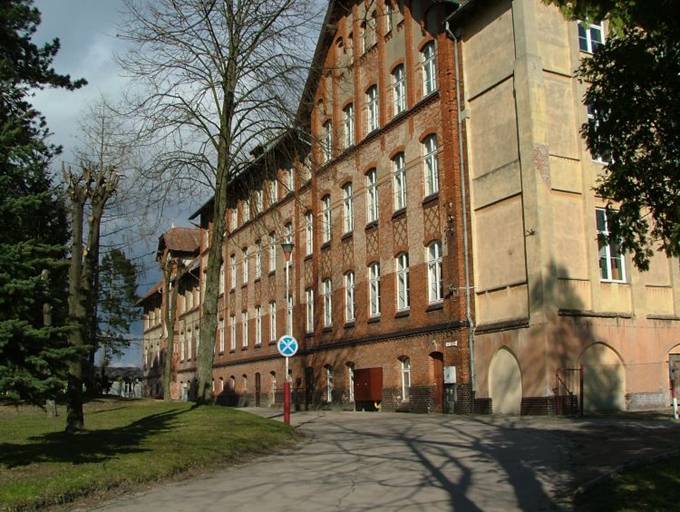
(0, 0), (85, 404)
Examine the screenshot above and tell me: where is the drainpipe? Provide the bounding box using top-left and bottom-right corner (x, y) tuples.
(444, 13), (476, 401)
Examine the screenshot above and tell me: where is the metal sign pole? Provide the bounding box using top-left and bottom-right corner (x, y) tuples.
(284, 356), (291, 425)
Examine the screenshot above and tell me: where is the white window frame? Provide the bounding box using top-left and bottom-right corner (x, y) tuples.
(427, 241), (443, 303)
(270, 302), (277, 341)
(269, 234), (276, 273)
(343, 183), (354, 234)
(422, 42), (437, 96)
(396, 252), (410, 311)
(229, 208), (237, 232)
(322, 195), (332, 243)
(179, 332), (185, 361)
(286, 167), (294, 194)
(255, 305), (262, 345)
(392, 64), (406, 116)
(367, 85), (379, 133)
(230, 315), (236, 351)
(400, 357), (411, 401)
(322, 121), (332, 163)
(393, 153), (406, 211)
(369, 262), (380, 318)
(323, 278), (332, 327)
(596, 208), (626, 283)
(347, 365), (355, 402)
(325, 366), (334, 402)
(255, 189), (263, 214)
(306, 288), (314, 333)
(385, 2), (394, 33)
(241, 311), (248, 348)
(305, 211), (314, 256)
(366, 169), (379, 224)
(270, 178), (278, 204)
(344, 271), (355, 323)
(343, 103), (354, 149)
(219, 262), (225, 294)
(242, 247), (249, 284)
(243, 199), (250, 223)
(255, 241), (262, 279)
(578, 21), (604, 53)
(219, 318), (225, 352)
(230, 254), (236, 290)
(423, 134), (439, 196)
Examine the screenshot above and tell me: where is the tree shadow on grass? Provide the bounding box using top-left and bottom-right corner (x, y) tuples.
(0, 403), (199, 468)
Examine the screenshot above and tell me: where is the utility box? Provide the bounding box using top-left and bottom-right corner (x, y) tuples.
(444, 366), (457, 384)
(354, 367), (383, 408)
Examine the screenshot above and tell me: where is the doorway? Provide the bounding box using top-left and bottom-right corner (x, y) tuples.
(429, 352), (444, 413)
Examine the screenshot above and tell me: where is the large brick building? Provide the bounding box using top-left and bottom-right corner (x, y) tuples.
(140, 0), (680, 414)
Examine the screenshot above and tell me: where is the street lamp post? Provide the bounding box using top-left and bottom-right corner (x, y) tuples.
(280, 240), (294, 425)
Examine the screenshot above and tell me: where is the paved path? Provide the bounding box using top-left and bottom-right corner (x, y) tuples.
(93, 409), (680, 512)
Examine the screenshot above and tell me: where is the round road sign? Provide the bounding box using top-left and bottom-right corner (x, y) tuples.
(277, 335), (299, 357)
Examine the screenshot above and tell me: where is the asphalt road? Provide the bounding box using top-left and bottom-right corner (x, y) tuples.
(92, 409), (680, 512)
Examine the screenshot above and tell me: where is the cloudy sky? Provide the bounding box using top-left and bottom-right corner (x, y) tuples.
(34, 0), (155, 367)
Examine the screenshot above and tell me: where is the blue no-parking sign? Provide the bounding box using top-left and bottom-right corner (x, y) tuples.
(277, 335), (299, 357)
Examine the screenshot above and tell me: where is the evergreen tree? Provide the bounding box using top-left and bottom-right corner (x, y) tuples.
(98, 249), (139, 361)
(0, 0), (85, 404)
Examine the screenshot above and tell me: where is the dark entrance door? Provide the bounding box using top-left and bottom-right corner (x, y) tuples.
(255, 372), (261, 407)
(670, 355), (680, 400)
(430, 352), (444, 413)
(304, 367), (314, 410)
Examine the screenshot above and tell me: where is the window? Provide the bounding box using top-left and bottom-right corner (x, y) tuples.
(427, 241), (443, 303)
(343, 183), (354, 234)
(596, 208), (626, 282)
(255, 305), (262, 345)
(220, 377), (224, 392)
(241, 311), (248, 348)
(305, 211), (313, 256)
(586, 104), (610, 163)
(219, 318), (225, 352)
(393, 153), (406, 211)
(343, 104), (354, 149)
(578, 21), (604, 53)
(270, 178), (278, 204)
(423, 134), (439, 196)
(255, 189), (263, 214)
(189, 329), (195, 359)
(422, 42), (437, 95)
(219, 262), (225, 294)
(396, 252), (410, 310)
(366, 169), (379, 224)
(242, 247), (249, 284)
(344, 271), (355, 322)
(400, 357), (411, 400)
(347, 363), (355, 402)
(251, 243), (260, 280)
(369, 262), (380, 317)
(180, 332), (185, 361)
(286, 295), (293, 334)
(392, 64), (406, 116)
(323, 279), (332, 327)
(306, 288), (314, 333)
(286, 167), (294, 194)
(322, 121), (332, 163)
(325, 366), (334, 402)
(322, 195), (332, 243)
(269, 302), (277, 341)
(385, 2), (394, 33)
(229, 208), (237, 232)
(229, 315), (236, 351)
(230, 254), (236, 290)
(269, 233), (276, 273)
(366, 85), (379, 132)
(243, 199), (250, 223)
(284, 222), (293, 245)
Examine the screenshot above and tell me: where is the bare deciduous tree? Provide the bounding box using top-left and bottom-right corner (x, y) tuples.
(118, 0), (320, 402)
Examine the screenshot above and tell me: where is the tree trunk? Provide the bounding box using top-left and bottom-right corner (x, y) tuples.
(162, 260), (179, 400)
(82, 205), (103, 395)
(66, 196), (86, 432)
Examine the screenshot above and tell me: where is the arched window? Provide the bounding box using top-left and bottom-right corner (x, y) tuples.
(323, 278), (333, 327)
(427, 241), (443, 303)
(366, 168), (378, 224)
(344, 271), (355, 322)
(322, 195), (332, 243)
(346, 362), (356, 403)
(393, 153), (406, 211)
(366, 85), (379, 132)
(392, 64), (406, 115)
(270, 371), (277, 404)
(305, 211), (314, 256)
(343, 183), (354, 234)
(396, 252), (410, 311)
(423, 134), (439, 196)
(305, 288), (314, 333)
(368, 262), (380, 317)
(325, 365), (334, 402)
(400, 357), (411, 401)
(422, 42), (437, 95)
(343, 103), (354, 148)
(322, 121), (332, 163)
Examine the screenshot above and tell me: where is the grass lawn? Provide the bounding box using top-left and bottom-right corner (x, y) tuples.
(0, 399), (295, 512)
(576, 454), (680, 511)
